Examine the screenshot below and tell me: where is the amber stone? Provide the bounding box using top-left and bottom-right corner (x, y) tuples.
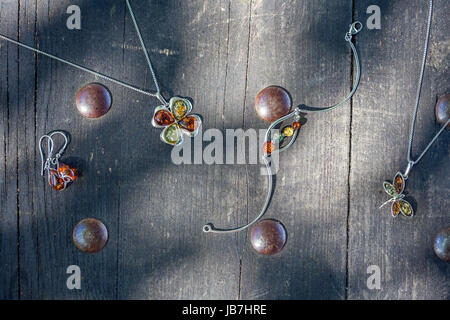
(172, 99), (189, 120)
(250, 219), (287, 255)
(48, 169), (65, 191)
(76, 83), (112, 119)
(435, 94), (450, 130)
(282, 126), (294, 137)
(254, 86), (291, 122)
(154, 109), (175, 126)
(262, 141), (275, 155)
(162, 124), (182, 145)
(179, 115), (199, 132)
(433, 228), (450, 262)
(400, 200), (413, 216)
(58, 162), (78, 181)
(73, 218), (108, 253)
(394, 174), (403, 193)
(292, 121), (301, 130)
(392, 201), (400, 217)
(383, 182), (396, 197)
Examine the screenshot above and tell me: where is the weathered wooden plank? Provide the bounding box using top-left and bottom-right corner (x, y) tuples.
(17, 0), (39, 299)
(0, 0), (447, 301)
(348, 0), (450, 299)
(23, 0), (125, 299)
(240, 0), (353, 299)
(0, 0), (19, 300)
(116, 0), (250, 299)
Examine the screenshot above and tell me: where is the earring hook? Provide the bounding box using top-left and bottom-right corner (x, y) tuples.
(39, 134), (54, 176)
(39, 131), (69, 176)
(49, 131), (69, 160)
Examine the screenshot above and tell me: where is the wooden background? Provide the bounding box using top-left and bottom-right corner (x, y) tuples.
(0, 0), (448, 299)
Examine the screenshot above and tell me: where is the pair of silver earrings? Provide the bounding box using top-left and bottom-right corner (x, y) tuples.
(39, 131), (77, 191)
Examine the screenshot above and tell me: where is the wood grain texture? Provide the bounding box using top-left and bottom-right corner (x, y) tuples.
(240, 0), (352, 300)
(0, 0), (448, 300)
(348, 0), (450, 300)
(116, 0), (250, 299)
(0, 0), (19, 299)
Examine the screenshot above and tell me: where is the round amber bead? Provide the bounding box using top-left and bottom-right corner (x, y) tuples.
(433, 228), (450, 262)
(73, 218), (108, 253)
(254, 86), (291, 122)
(435, 94), (450, 130)
(76, 83), (112, 119)
(250, 219), (287, 255)
(262, 141), (275, 155)
(292, 121), (301, 130)
(282, 126), (294, 137)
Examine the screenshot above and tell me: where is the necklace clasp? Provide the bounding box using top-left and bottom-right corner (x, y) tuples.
(346, 21), (363, 41)
(349, 21), (363, 35)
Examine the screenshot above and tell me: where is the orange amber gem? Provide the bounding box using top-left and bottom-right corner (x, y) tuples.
(262, 141), (275, 155)
(179, 115), (199, 132)
(154, 109), (175, 126)
(292, 121), (301, 130)
(48, 169), (65, 191)
(392, 201), (401, 217)
(58, 162), (78, 181)
(394, 175), (403, 193)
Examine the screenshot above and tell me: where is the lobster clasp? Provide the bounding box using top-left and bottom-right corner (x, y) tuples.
(349, 21), (363, 35)
(346, 21), (363, 41)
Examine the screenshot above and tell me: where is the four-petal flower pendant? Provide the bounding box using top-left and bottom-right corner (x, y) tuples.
(151, 97), (202, 146)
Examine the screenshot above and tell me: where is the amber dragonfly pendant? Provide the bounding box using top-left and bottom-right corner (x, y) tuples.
(380, 172), (414, 218)
(151, 97), (202, 146)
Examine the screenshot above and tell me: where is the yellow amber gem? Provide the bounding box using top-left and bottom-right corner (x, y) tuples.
(401, 202), (412, 215)
(282, 126), (294, 137)
(173, 100), (188, 120)
(162, 124), (182, 145)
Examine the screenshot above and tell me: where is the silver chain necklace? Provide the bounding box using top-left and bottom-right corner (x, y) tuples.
(204, 21), (363, 234)
(380, 0), (450, 218)
(0, 0), (202, 146)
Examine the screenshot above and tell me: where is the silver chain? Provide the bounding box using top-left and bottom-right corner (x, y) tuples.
(406, 0), (450, 168)
(125, 0), (166, 104)
(297, 21), (362, 113)
(0, 1), (167, 104)
(204, 22), (363, 234)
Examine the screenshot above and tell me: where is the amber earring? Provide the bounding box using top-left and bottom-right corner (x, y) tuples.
(39, 131), (78, 191)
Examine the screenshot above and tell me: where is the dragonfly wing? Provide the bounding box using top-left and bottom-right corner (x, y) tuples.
(398, 199), (414, 217)
(383, 181), (398, 197)
(391, 200), (401, 217)
(393, 172), (405, 194)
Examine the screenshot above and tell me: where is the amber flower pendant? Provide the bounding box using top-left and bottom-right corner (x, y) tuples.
(380, 172), (414, 218)
(151, 97), (202, 146)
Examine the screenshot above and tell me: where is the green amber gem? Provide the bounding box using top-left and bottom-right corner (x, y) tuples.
(401, 202), (412, 215)
(163, 124), (182, 144)
(383, 182), (396, 196)
(272, 132), (284, 145)
(172, 99), (189, 120)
